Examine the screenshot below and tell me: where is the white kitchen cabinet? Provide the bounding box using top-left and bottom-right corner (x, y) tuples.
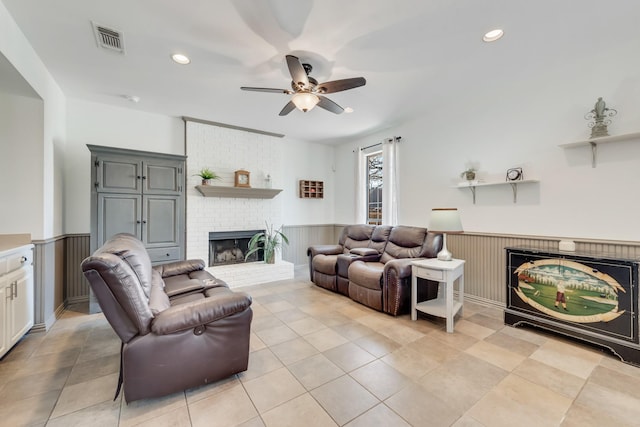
(0, 244), (34, 359)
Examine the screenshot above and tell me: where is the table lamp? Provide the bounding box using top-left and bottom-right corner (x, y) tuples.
(428, 208), (463, 261)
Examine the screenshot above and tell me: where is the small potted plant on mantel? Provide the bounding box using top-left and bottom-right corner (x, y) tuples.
(460, 168), (476, 181)
(195, 167), (220, 185)
(245, 223), (289, 264)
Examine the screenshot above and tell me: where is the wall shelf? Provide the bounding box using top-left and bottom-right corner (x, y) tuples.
(558, 131), (640, 168)
(195, 185), (282, 199)
(299, 180), (324, 199)
(455, 179), (539, 204)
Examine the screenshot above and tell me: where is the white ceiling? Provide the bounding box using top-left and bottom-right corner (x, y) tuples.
(2, 0), (639, 143)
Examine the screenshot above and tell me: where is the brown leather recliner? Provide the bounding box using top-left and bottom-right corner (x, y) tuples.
(81, 233), (252, 402)
(307, 224), (380, 293)
(348, 226), (442, 315)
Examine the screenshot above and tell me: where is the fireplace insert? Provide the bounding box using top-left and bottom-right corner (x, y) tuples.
(505, 247), (639, 365)
(209, 230), (264, 266)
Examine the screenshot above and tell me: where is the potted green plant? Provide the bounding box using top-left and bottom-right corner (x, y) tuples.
(245, 223), (289, 264)
(195, 167), (220, 185)
(460, 168), (476, 181)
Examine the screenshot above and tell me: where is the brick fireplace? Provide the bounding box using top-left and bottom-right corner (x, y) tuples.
(185, 120), (293, 288)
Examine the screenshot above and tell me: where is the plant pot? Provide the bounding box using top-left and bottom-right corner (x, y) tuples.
(465, 171), (476, 181)
(201, 179), (210, 185)
(265, 253), (275, 264)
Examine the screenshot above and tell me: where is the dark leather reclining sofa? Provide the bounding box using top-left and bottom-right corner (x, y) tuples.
(82, 233), (253, 402)
(307, 224), (442, 316)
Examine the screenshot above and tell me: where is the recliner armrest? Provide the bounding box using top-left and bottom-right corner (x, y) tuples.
(153, 259), (206, 278)
(151, 292), (252, 335)
(350, 247), (379, 257)
(307, 245), (344, 258)
(384, 257), (425, 279)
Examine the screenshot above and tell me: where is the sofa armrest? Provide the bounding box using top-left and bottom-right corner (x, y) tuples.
(153, 259), (206, 278)
(350, 247), (379, 257)
(384, 258), (423, 279)
(383, 258), (428, 316)
(151, 292), (252, 335)
(307, 245), (344, 258)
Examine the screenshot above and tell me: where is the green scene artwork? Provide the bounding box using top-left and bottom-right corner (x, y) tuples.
(514, 259), (626, 324)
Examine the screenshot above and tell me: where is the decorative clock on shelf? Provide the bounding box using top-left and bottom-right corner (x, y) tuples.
(234, 169), (251, 188)
(506, 167), (523, 181)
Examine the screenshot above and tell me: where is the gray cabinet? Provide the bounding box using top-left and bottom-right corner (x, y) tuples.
(89, 145), (186, 265)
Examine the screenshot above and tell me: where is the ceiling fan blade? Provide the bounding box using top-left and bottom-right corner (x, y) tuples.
(317, 95), (344, 114)
(241, 86), (293, 94)
(316, 77), (366, 94)
(279, 101), (296, 116)
(286, 55), (309, 89)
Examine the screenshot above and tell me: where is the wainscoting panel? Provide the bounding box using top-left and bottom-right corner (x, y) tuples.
(65, 234), (91, 303)
(282, 224), (338, 268)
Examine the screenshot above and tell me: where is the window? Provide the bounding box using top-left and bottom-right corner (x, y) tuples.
(366, 151), (383, 225)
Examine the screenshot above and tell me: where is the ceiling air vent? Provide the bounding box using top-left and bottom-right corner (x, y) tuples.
(92, 21), (125, 54)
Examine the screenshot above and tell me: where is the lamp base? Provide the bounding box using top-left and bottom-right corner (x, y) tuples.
(437, 249), (453, 261)
(437, 233), (453, 261)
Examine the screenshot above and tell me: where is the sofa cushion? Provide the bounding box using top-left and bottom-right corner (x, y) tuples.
(164, 277), (205, 298)
(341, 224), (375, 252)
(348, 261), (385, 290)
(101, 233), (154, 299)
(149, 270), (170, 315)
(380, 226), (427, 264)
(313, 254), (339, 275)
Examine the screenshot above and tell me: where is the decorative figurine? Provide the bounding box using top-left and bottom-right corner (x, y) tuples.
(585, 97), (617, 138)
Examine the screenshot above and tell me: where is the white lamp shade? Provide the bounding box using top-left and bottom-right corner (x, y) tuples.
(292, 92), (319, 112)
(428, 208), (463, 233)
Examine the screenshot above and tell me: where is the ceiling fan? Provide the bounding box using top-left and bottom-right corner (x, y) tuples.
(241, 55), (366, 116)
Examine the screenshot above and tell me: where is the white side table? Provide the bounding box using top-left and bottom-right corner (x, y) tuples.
(411, 258), (465, 333)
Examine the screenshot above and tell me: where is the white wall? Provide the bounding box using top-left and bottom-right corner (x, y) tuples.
(64, 99), (184, 233)
(335, 78), (640, 242)
(281, 137), (335, 226)
(0, 1), (66, 239)
(0, 93), (44, 235)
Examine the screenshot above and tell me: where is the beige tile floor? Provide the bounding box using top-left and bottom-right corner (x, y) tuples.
(2, 271), (640, 426)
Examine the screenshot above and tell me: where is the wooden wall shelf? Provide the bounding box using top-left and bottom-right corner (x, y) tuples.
(455, 179), (539, 204)
(299, 180), (324, 198)
(559, 131), (640, 168)
(195, 185), (282, 199)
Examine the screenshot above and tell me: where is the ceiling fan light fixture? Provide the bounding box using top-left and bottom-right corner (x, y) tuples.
(292, 92), (319, 112)
(171, 53), (191, 64)
(483, 29), (504, 42)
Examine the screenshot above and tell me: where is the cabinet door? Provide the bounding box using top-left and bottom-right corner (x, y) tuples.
(144, 159), (182, 194)
(96, 156), (142, 194)
(0, 281), (7, 358)
(8, 267), (33, 347)
(97, 194), (142, 245)
(142, 195), (180, 248)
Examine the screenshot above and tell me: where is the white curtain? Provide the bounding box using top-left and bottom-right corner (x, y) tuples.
(382, 137), (399, 225)
(355, 147), (366, 223)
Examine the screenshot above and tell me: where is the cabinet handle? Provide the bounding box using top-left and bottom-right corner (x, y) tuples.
(142, 220), (147, 224)
(142, 176), (147, 180)
(20, 256), (27, 263)
(137, 175), (141, 179)
(136, 220), (141, 224)
(166, 253), (170, 257)
(12, 281), (17, 298)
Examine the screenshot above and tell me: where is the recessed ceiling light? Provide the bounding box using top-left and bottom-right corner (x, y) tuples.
(171, 53), (191, 64)
(344, 107), (354, 113)
(124, 95), (140, 103)
(483, 29), (504, 42)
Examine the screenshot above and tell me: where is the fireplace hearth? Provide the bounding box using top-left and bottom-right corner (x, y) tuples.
(209, 230), (263, 267)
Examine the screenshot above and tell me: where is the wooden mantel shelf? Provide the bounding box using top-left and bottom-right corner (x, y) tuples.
(195, 185), (282, 199)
